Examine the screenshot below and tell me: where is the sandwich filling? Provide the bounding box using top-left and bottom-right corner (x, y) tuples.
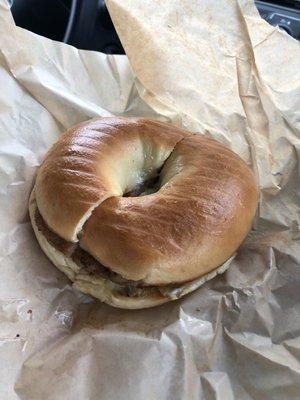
(34, 206), (233, 300)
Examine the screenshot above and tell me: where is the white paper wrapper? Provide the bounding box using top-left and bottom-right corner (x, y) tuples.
(0, 0), (299, 399)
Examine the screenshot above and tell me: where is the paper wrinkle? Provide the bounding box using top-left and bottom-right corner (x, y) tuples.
(0, 0), (299, 398)
(0, 13), (158, 129)
(106, 0), (299, 206)
(200, 372), (235, 400)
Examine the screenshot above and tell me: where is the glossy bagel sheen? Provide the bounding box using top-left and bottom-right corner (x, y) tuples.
(30, 117), (259, 308)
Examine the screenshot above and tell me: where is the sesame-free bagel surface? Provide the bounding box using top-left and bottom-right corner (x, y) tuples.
(34, 117), (189, 242)
(30, 117), (259, 307)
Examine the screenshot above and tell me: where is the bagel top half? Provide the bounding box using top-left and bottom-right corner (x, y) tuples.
(30, 117), (258, 307)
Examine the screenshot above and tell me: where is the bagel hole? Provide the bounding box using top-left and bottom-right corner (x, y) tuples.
(123, 167), (162, 197)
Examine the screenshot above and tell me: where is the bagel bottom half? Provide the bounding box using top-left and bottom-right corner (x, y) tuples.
(29, 190), (234, 309)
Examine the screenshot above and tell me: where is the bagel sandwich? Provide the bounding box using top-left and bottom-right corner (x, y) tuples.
(29, 117), (259, 309)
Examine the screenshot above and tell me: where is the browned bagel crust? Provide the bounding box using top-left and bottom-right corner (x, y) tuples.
(30, 117), (259, 306)
(35, 117), (190, 242)
(80, 134), (258, 285)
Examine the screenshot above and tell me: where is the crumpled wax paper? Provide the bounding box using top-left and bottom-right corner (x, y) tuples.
(0, 0), (299, 398)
